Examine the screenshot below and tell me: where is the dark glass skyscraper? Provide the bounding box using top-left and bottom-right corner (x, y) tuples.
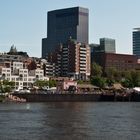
(133, 28), (140, 58)
(42, 7), (89, 58)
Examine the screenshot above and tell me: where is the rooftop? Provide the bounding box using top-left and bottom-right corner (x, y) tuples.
(133, 28), (140, 31)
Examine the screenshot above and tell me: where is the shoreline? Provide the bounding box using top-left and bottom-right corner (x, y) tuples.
(11, 92), (140, 102)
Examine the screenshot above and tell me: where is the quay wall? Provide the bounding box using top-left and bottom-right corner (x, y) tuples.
(13, 93), (104, 102)
(12, 93), (139, 102)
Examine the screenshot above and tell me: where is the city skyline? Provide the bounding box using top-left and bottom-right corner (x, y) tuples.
(42, 6), (89, 58)
(0, 0), (140, 57)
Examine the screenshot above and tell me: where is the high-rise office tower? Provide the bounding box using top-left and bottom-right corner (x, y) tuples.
(133, 28), (140, 58)
(90, 38), (116, 63)
(99, 38), (116, 53)
(42, 7), (89, 58)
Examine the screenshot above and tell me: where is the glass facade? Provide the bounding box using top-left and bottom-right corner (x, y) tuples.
(42, 7), (89, 58)
(100, 38), (116, 53)
(133, 29), (140, 58)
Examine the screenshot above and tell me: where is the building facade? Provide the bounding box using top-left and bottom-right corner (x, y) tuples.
(133, 28), (140, 58)
(93, 52), (137, 73)
(57, 80), (77, 91)
(43, 61), (56, 77)
(42, 7), (89, 58)
(0, 53), (28, 63)
(49, 39), (90, 80)
(0, 66), (49, 89)
(90, 38), (116, 63)
(99, 38), (116, 53)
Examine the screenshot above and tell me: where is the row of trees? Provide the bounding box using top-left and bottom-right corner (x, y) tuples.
(90, 62), (140, 88)
(0, 79), (56, 93)
(34, 80), (56, 89)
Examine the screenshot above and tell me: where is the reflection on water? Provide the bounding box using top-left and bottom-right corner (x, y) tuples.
(0, 102), (140, 140)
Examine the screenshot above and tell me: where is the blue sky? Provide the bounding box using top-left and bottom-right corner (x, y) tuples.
(0, 0), (140, 57)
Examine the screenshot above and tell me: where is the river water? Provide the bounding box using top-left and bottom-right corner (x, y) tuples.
(0, 102), (140, 140)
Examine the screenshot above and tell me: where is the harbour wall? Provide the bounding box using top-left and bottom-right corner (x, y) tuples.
(13, 93), (114, 102)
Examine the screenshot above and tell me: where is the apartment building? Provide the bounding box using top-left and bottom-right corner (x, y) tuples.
(51, 39), (90, 80)
(0, 62), (49, 89)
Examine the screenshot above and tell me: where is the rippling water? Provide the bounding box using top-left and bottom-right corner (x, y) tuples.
(0, 102), (140, 140)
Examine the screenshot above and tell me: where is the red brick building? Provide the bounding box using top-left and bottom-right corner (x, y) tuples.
(93, 52), (137, 72)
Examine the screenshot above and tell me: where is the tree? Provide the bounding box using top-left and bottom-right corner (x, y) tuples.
(34, 80), (49, 88)
(49, 80), (56, 87)
(0, 80), (15, 93)
(106, 67), (117, 79)
(121, 79), (131, 88)
(106, 78), (115, 87)
(91, 76), (105, 88)
(77, 80), (84, 84)
(121, 70), (140, 88)
(91, 62), (103, 77)
(105, 67), (118, 86)
(28, 60), (37, 70)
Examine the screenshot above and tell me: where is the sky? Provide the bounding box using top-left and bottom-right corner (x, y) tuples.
(0, 0), (140, 57)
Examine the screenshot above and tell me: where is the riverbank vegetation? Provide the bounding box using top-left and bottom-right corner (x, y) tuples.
(90, 62), (140, 88)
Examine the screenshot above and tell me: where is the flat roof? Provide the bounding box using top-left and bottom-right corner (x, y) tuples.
(48, 6), (88, 13)
(133, 28), (140, 31)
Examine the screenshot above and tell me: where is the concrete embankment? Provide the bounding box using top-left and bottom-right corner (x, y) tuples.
(12, 93), (140, 102)
(13, 93), (103, 102)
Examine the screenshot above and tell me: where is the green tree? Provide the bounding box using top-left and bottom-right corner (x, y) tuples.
(91, 62), (103, 77)
(0, 80), (15, 93)
(105, 67), (118, 86)
(106, 78), (115, 86)
(49, 80), (56, 87)
(121, 70), (140, 88)
(77, 80), (84, 84)
(121, 79), (131, 88)
(106, 67), (117, 79)
(34, 80), (49, 88)
(91, 76), (105, 88)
